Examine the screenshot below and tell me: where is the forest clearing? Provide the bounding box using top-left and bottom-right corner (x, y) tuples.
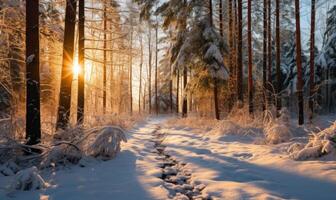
(1, 0), (336, 200)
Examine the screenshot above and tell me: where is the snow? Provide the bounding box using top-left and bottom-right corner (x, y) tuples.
(1, 116), (336, 200)
(10, 167), (47, 191)
(289, 122), (336, 161)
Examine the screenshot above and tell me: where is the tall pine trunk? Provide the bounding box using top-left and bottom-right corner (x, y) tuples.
(295, 0), (304, 125)
(103, 4), (107, 112)
(129, 22), (133, 115)
(139, 36), (143, 113)
(309, 0), (316, 121)
(247, 0), (253, 114)
(77, 0), (85, 124)
(26, 0), (41, 145)
(267, 0), (273, 108)
(262, 0), (267, 111)
(176, 71), (179, 115)
(211, 0), (220, 120)
(56, 0), (77, 130)
(148, 26), (152, 114)
(237, 0), (243, 105)
(275, 0), (282, 114)
(182, 68), (188, 118)
(155, 22), (158, 115)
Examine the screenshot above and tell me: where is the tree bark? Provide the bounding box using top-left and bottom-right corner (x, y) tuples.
(295, 0), (304, 125)
(77, 0), (85, 124)
(56, 0), (77, 130)
(267, 0), (273, 108)
(237, 0), (243, 105)
(129, 20), (133, 115)
(262, 0), (267, 111)
(26, 0), (41, 145)
(103, 3), (107, 112)
(275, 0), (282, 114)
(228, 0), (233, 75)
(182, 68), (188, 118)
(248, 0), (253, 114)
(213, 0), (220, 120)
(155, 22), (159, 115)
(309, 0), (316, 121)
(176, 70), (179, 115)
(148, 25), (152, 114)
(139, 36), (143, 113)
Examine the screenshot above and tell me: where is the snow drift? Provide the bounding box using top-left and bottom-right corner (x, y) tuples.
(10, 166), (47, 191)
(289, 122), (336, 160)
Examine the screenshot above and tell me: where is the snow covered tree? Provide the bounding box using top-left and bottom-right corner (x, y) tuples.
(317, 5), (336, 112)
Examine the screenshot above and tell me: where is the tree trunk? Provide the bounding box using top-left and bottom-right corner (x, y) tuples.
(26, 0), (41, 145)
(262, 0), (267, 111)
(275, 0), (282, 114)
(237, 0), (243, 105)
(56, 0), (77, 130)
(129, 22), (133, 115)
(103, 4), (107, 112)
(267, 0), (273, 108)
(139, 36), (143, 113)
(176, 70), (179, 114)
(77, 0), (85, 124)
(247, 0), (253, 114)
(182, 68), (188, 118)
(148, 25), (152, 114)
(155, 22), (158, 115)
(219, 0), (223, 37)
(309, 0), (316, 121)
(295, 0), (304, 125)
(228, 0), (233, 75)
(212, 0), (220, 120)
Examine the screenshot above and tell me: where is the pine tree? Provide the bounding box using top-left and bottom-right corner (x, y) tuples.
(212, 0), (220, 120)
(155, 21), (159, 115)
(147, 24), (152, 114)
(56, 0), (77, 130)
(295, 0), (304, 125)
(309, 0), (316, 121)
(262, 0), (267, 111)
(26, 0), (41, 145)
(139, 35), (143, 113)
(267, 0), (273, 108)
(77, 0), (85, 124)
(248, 0), (253, 114)
(275, 0), (282, 113)
(103, 2), (107, 112)
(237, 0), (243, 105)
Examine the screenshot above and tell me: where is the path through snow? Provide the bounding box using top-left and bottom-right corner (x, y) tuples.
(1, 116), (336, 200)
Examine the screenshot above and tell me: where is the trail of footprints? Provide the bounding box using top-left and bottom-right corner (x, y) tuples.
(151, 126), (211, 200)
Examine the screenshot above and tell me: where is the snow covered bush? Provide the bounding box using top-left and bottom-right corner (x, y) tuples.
(41, 143), (82, 168)
(84, 126), (127, 160)
(0, 161), (19, 176)
(264, 108), (292, 144)
(10, 166), (47, 191)
(289, 123), (336, 160)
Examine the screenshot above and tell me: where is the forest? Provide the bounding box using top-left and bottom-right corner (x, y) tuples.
(0, 0), (336, 199)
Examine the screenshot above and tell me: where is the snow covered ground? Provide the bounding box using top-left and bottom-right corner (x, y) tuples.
(1, 116), (336, 200)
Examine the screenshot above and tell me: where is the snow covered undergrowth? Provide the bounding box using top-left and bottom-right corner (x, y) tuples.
(0, 117), (169, 200)
(1, 115), (336, 200)
(163, 115), (336, 200)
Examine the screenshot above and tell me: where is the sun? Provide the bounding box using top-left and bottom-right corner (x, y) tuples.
(73, 63), (81, 77)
